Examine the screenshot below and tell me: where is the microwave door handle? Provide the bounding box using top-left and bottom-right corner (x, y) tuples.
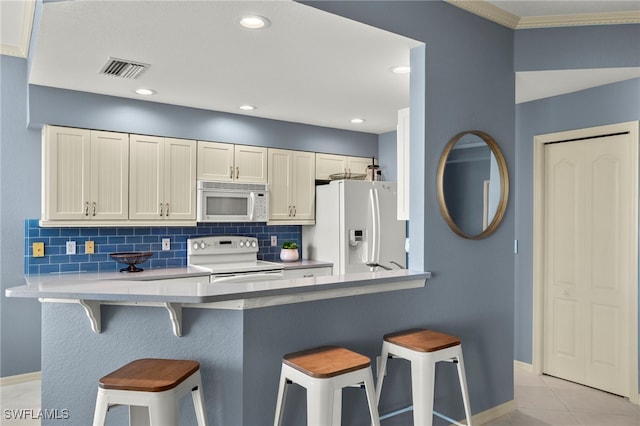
(249, 192), (256, 221)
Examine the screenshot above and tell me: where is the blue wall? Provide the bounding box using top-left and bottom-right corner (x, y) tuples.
(514, 78), (640, 364)
(513, 22), (640, 368)
(305, 0), (516, 419)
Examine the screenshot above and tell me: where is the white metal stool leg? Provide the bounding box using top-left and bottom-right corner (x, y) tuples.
(454, 348), (473, 426)
(375, 341), (391, 405)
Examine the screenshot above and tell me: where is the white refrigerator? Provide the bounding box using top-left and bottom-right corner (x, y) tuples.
(302, 180), (407, 274)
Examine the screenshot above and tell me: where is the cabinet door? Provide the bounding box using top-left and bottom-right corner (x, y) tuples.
(197, 141), (234, 181)
(267, 148), (293, 220)
(129, 134), (164, 220)
(89, 131), (129, 220)
(164, 138), (196, 220)
(347, 156), (376, 178)
(291, 151), (316, 220)
(43, 126), (91, 220)
(315, 153), (347, 180)
(234, 145), (268, 183)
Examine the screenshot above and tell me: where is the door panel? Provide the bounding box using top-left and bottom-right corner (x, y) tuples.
(543, 133), (633, 397)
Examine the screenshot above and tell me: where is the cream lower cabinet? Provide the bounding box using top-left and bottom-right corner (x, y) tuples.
(315, 153), (376, 180)
(129, 135), (196, 222)
(42, 125), (129, 223)
(197, 141), (267, 183)
(268, 148), (315, 224)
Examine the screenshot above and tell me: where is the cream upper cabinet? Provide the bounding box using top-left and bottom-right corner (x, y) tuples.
(268, 148), (315, 224)
(197, 141), (267, 183)
(347, 156), (376, 177)
(42, 125), (129, 222)
(315, 153), (376, 180)
(315, 153), (347, 180)
(129, 135), (196, 221)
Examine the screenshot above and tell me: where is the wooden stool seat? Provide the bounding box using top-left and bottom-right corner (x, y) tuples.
(99, 358), (200, 392)
(384, 329), (461, 353)
(283, 346), (371, 378)
(93, 358), (207, 426)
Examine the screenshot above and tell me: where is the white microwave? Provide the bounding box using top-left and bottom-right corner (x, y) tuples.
(197, 181), (269, 222)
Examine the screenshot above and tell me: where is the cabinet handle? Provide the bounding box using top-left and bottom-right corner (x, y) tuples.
(288, 206), (292, 217)
(84, 201), (89, 216)
(229, 166), (234, 179)
(160, 203), (164, 217)
(293, 206), (296, 216)
(92, 202), (96, 217)
(165, 203), (170, 217)
(236, 166), (240, 180)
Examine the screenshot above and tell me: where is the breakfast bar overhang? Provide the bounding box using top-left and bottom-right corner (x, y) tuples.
(7, 270), (433, 425)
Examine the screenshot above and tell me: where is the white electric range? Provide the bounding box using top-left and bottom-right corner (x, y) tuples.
(187, 235), (284, 284)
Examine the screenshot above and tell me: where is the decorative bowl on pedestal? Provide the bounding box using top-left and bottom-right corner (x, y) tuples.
(109, 252), (154, 272)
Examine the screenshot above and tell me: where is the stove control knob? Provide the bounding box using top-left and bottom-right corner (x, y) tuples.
(200, 241), (206, 249)
(239, 240), (245, 247)
(251, 241), (257, 248)
(192, 242), (199, 250)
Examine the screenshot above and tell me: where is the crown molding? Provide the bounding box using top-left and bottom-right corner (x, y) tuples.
(446, 0), (640, 30)
(0, 0), (35, 58)
(446, 0), (520, 29)
(518, 11), (640, 29)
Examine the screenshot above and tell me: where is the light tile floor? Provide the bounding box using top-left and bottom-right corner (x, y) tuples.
(484, 366), (640, 426)
(0, 366), (638, 425)
(0, 379), (40, 426)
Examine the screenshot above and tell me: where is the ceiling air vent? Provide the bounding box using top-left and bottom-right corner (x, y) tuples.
(100, 57), (149, 79)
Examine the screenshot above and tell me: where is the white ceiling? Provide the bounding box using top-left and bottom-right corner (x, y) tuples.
(3, 0), (640, 133)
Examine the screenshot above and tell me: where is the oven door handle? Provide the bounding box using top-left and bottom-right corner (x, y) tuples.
(211, 271), (284, 284)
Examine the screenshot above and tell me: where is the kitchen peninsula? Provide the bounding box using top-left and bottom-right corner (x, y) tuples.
(7, 269), (430, 425)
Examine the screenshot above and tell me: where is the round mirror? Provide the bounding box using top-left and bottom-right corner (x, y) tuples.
(436, 130), (509, 239)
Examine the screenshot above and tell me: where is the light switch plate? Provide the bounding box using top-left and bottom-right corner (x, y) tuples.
(162, 238), (171, 251)
(33, 242), (45, 258)
(66, 241), (76, 255)
(85, 241), (95, 254)
(271, 236), (277, 247)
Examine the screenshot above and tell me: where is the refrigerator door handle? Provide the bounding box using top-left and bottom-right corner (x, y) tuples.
(369, 186), (381, 264)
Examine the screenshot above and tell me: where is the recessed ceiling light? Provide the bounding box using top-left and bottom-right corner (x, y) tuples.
(390, 65), (411, 74)
(350, 118), (365, 124)
(135, 88), (156, 96)
(239, 15), (270, 30)
(239, 105), (256, 111)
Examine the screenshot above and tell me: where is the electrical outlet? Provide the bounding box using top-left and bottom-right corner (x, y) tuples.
(85, 241), (95, 254)
(33, 242), (45, 258)
(271, 236), (277, 247)
(162, 238), (171, 251)
(66, 241), (76, 255)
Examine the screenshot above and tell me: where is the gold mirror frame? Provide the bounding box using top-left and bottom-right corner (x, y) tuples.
(436, 130), (509, 240)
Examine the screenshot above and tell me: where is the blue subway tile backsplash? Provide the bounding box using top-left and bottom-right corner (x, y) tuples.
(24, 219), (301, 275)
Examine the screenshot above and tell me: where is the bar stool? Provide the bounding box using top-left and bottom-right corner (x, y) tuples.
(92, 358), (208, 426)
(274, 346), (380, 426)
(375, 329), (472, 426)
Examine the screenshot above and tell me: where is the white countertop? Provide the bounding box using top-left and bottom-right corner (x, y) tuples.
(9, 269), (429, 304)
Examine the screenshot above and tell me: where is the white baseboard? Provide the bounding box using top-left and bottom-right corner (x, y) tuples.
(0, 371), (41, 386)
(460, 399), (516, 426)
(514, 360), (533, 373)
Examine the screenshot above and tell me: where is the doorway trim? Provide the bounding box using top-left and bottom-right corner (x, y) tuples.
(532, 120), (639, 403)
